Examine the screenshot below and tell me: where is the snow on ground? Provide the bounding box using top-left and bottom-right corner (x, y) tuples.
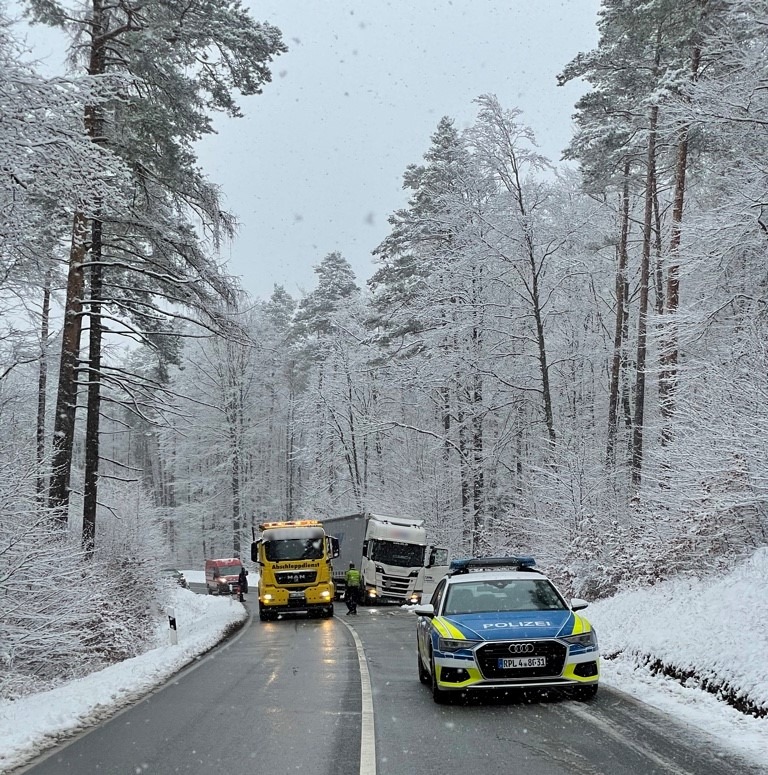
(1, 555), (767, 772)
(0, 584), (246, 774)
(588, 548), (768, 767)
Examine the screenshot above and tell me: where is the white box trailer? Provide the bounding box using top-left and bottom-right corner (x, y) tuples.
(322, 513), (448, 604)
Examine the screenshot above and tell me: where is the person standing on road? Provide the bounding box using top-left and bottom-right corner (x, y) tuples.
(345, 563), (361, 615)
(238, 567), (248, 600)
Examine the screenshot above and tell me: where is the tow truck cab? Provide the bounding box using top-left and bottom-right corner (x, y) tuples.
(252, 520), (339, 621)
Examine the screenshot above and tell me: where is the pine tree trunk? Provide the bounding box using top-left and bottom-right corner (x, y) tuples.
(82, 218), (103, 553)
(48, 0), (106, 520)
(37, 273), (52, 500)
(48, 213), (88, 517)
(661, 45), (700, 444)
(607, 162), (632, 464)
(631, 104), (659, 488)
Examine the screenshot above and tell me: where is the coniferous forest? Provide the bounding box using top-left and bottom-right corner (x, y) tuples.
(2, 0), (767, 696)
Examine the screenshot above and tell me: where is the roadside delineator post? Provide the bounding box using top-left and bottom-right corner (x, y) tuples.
(168, 609), (178, 645)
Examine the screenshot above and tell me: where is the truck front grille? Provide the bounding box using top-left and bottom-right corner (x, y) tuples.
(380, 574), (412, 597)
(275, 571), (317, 585)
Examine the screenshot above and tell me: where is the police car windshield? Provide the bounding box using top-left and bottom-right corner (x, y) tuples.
(443, 579), (567, 615)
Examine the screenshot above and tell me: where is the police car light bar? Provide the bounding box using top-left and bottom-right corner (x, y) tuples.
(448, 556), (537, 575)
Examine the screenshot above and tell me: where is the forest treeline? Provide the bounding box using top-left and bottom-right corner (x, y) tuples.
(2, 0), (767, 695)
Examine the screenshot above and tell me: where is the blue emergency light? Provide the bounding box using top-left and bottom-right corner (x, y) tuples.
(448, 556), (537, 575)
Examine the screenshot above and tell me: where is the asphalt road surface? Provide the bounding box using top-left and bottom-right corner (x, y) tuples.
(15, 600), (766, 775)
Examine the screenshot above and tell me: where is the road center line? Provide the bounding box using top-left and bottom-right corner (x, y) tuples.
(338, 618), (376, 775)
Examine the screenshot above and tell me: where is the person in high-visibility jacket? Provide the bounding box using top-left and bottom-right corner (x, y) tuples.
(345, 563), (361, 615)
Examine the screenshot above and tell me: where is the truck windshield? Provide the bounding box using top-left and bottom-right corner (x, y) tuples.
(370, 540), (425, 568)
(264, 538), (324, 561)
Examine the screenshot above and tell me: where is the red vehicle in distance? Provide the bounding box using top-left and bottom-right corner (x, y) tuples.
(205, 557), (243, 595)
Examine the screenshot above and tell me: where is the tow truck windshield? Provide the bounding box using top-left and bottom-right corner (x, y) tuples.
(262, 527), (326, 562)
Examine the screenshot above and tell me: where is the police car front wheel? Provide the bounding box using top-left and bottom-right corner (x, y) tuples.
(430, 652), (449, 704)
(570, 684), (598, 701)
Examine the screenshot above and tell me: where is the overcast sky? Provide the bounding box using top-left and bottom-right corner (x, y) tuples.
(16, 0), (602, 302)
(195, 1), (602, 301)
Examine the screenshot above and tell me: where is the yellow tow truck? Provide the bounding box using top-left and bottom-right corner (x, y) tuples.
(252, 520), (339, 621)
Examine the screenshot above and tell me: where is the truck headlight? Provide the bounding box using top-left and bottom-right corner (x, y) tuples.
(375, 565), (384, 574)
(263, 594), (273, 601)
(438, 637), (479, 652)
(562, 630), (598, 648)
(320, 590), (331, 599)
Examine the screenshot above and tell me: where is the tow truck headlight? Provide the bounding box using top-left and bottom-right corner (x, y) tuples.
(320, 590), (331, 599)
(562, 630), (598, 648)
(263, 594), (273, 601)
(375, 565), (384, 574)
(438, 637), (480, 652)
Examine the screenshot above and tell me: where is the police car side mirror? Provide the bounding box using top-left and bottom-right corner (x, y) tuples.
(571, 598), (589, 611)
(412, 604), (435, 618)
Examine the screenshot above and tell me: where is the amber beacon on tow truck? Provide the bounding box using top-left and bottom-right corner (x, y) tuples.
(252, 520), (340, 621)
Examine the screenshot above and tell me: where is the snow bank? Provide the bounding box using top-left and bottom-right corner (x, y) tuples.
(0, 586), (246, 774)
(588, 548), (768, 763)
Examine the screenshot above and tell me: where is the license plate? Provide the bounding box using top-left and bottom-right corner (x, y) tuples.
(289, 591), (305, 599)
(498, 656), (547, 669)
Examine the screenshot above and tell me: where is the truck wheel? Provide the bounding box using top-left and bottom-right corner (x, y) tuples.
(259, 604), (272, 622)
(323, 604), (334, 618)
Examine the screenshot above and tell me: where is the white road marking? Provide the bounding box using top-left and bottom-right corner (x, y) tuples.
(338, 618), (377, 775)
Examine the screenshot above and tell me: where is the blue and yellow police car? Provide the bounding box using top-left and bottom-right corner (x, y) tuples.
(414, 556), (599, 703)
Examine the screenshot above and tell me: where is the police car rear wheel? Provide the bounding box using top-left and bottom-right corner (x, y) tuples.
(418, 650), (430, 685)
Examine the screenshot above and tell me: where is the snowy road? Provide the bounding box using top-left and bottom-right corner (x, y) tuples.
(12, 599), (767, 775)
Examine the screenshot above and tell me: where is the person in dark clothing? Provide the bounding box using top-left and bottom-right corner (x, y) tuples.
(238, 568), (248, 595)
(345, 563), (361, 615)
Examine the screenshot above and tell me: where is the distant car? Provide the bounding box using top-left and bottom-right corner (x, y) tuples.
(160, 568), (189, 589)
(204, 557), (243, 595)
(414, 557), (599, 704)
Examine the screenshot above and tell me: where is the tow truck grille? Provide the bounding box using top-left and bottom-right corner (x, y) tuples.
(275, 570), (317, 585)
(476, 641), (567, 679)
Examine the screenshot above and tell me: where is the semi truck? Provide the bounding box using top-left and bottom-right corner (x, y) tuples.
(321, 513), (449, 605)
(251, 520), (339, 621)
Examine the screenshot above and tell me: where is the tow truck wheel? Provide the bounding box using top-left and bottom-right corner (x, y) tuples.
(258, 603), (272, 622)
(430, 651), (449, 704)
(323, 604), (334, 618)
(417, 649), (430, 685)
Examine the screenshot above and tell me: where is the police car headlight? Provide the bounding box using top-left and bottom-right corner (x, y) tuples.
(563, 630), (598, 648)
(438, 637), (479, 652)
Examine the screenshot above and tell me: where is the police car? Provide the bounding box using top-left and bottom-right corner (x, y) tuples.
(414, 557), (599, 703)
